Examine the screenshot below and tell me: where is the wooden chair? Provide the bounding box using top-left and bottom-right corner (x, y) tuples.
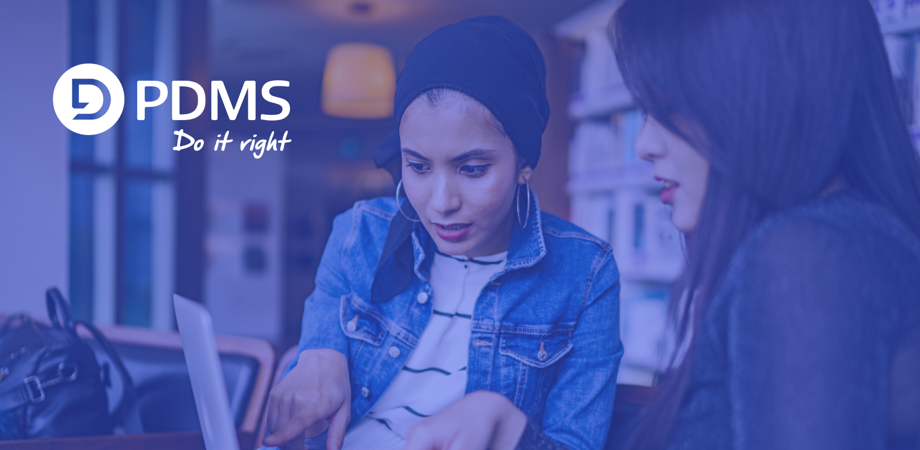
(254, 345), (300, 448)
(77, 324), (274, 445)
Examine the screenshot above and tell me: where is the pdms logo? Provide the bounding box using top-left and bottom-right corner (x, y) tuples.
(53, 64), (290, 135)
(52, 64), (125, 135)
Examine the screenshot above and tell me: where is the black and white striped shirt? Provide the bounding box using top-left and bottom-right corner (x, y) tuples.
(361, 249), (507, 441)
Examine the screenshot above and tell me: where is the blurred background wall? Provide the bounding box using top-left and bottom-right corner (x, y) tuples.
(0, 1), (594, 335)
(0, 1), (70, 319)
(0, 0), (706, 386)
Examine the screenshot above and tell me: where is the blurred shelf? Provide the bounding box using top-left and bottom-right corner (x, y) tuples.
(616, 364), (656, 386)
(569, 84), (635, 120)
(568, 165), (658, 193)
(554, 0), (623, 40)
(879, 12), (920, 34)
(619, 259), (682, 283)
(619, 265), (681, 283)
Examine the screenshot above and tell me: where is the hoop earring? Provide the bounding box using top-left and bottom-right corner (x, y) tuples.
(516, 180), (530, 228)
(396, 180), (421, 222)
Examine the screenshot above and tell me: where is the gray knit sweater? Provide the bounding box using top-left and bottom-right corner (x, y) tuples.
(667, 190), (920, 450)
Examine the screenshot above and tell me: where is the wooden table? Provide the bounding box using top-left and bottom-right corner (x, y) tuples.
(0, 388), (654, 450)
(0, 431), (256, 450)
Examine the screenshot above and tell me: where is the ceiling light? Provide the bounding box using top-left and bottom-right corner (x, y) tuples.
(321, 42), (396, 119)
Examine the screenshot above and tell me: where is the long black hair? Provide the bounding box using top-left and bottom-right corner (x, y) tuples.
(610, 0), (920, 448)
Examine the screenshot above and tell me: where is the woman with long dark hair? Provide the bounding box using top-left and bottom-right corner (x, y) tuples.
(611, 0), (920, 448)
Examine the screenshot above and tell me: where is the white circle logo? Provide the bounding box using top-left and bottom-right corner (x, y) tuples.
(53, 64), (125, 135)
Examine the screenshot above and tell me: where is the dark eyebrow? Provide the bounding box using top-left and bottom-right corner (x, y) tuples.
(451, 149), (495, 163)
(401, 148), (497, 163)
(401, 148), (430, 161)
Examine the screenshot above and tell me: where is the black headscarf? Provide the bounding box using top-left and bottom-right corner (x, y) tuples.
(370, 15), (550, 303)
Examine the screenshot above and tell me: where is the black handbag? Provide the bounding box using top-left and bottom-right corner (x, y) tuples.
(0, 288), (143, 440)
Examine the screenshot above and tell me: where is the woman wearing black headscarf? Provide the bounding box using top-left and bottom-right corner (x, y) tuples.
(262, 16), (623, 450)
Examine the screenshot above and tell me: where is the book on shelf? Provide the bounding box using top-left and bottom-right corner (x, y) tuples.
(878, 0), (905, 19)
(569, 109), (646, 177)
(579, 28), (622, 99)
(568, 187), (684, 282)
(619, 283), (671, 370)
(570, 120), (619, 175)
(616, 110), (644, 166)
(568, 40), (586, 95)
(912, 35), (920, 126)
(642, 197), (684, 263)
(908, 0), (920, 15)
(886, 30), (920, 136)
(613, 191), (683, 280)
(566, 25), (635, 118)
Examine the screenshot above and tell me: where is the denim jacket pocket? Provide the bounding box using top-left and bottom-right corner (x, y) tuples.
(498, 325), (575, 412)
(339, 292), (387, 346)
(498, 325), (575, 368)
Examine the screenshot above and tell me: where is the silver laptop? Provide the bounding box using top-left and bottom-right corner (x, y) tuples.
(174, 294), (241, 450)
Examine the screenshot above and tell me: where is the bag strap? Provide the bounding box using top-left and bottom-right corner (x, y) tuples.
(0, 316), (50, 411)
(75, 320), (144, 435)
(0, 379), (44, 411)
(46, 288), (79, 341)
(0, 363), (79, 410)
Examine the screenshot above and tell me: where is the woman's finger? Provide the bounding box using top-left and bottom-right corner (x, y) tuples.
(324, 401), (350, 450)
(276, 391), (299, 443)
(280, 435), (306, 450)
(265, 384), (289, 439)
(403, 422), (440, 450)
(447, 434), (488, 450)
(264, 408), (323, 447)
(445, 420), (494, 450)
(286, 391), (303, 438)
(266, 391), (280, 438)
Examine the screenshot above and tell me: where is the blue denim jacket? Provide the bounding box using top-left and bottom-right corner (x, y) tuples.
(282, 193), (623, 450)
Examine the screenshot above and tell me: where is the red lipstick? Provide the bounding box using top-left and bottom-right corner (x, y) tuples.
(433, 223), (471, 242)
(656, 177), (679, 205)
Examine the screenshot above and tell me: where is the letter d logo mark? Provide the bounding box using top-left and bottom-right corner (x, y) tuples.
(53, 64), (124, 135)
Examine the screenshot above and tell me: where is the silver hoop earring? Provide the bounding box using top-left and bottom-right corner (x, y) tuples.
(516, 180), (530, 228)
(396, 179), (421, 223)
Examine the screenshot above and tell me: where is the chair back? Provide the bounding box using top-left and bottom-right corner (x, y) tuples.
(604, 384), (656, 450)
(80, 325), (274, 440)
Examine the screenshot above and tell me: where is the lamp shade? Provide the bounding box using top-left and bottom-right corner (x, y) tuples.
(321, 43), (396, 119)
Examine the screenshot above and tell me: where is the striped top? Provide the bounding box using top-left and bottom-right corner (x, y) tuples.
(361, 249), (507, 440)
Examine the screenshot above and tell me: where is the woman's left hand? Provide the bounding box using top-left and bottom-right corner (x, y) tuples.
(403, 390), (528, 450)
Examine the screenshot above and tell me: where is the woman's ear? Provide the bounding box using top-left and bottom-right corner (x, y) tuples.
(518, 163), (533, 185)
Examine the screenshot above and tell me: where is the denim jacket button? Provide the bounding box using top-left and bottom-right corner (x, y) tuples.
(388, 346), (401, 358)
(537, 342), (549, 361)
(361, 387), (370, 398)
(417, 292), (429, 304)
(347, 317), (357, 332)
